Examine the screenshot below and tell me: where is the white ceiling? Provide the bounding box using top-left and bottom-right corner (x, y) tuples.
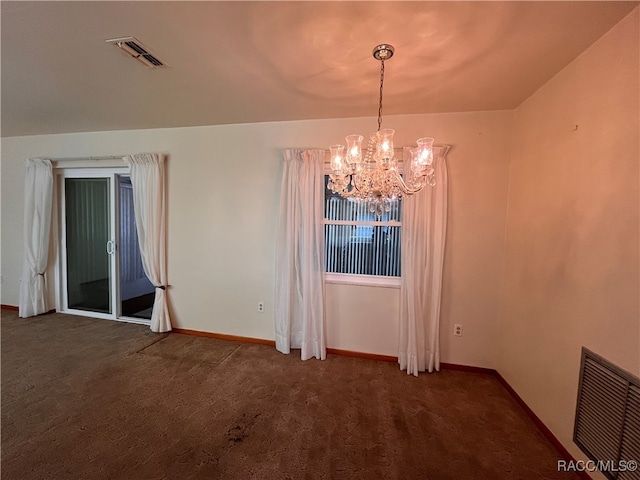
(2, 1), (638, 137)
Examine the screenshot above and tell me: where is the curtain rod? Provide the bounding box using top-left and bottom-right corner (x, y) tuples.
(320, 145), (451, 156)
(49, 155), (126, 162)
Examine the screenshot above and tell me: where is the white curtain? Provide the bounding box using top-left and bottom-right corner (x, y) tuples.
(399, 146), (450, 376)
(19, 159), (54, 317)
(124, 153), (171, 333)
(275, 149), (326, 360)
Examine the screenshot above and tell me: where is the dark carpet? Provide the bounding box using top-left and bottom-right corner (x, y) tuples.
(1, 309), (578, 480)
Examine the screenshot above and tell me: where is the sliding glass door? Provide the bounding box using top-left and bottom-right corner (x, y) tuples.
(59, 168), (153, 323)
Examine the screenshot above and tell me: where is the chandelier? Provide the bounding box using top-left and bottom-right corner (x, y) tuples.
(328, 44), (437, 216)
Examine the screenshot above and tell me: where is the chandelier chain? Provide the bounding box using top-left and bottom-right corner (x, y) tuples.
(377, 60), (385, 132)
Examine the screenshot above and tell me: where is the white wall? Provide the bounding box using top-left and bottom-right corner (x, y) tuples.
(1, 110), (512, 365)
(498, 7), (639, 476)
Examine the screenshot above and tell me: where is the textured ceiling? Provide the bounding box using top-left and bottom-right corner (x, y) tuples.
(1, 1), (638, 137)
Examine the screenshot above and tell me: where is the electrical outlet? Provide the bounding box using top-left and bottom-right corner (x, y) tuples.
(258, 302), (265, 313)
(454, 324), (463, 337)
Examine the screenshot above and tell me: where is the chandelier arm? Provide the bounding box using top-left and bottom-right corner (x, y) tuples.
(329, 173), (357, 198)
(393, 170), (425, 195)
(350, 173), (365, 196)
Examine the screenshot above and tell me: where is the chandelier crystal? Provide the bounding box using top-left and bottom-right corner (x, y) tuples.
(328, 44), (437, 216)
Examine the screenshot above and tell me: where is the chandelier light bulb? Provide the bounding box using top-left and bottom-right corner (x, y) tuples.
(375, 128), (395, 164)
(345, 134), (363, 166)
(416, 137), (434, 168)
(330, 144), (345, 173)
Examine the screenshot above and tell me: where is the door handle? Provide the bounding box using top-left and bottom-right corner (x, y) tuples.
(106, 240), (115, 255)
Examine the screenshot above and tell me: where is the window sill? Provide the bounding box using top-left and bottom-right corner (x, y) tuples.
(324, 273), (401, 289)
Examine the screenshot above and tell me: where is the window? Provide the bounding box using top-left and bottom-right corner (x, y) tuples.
(324, 175), (401, 286)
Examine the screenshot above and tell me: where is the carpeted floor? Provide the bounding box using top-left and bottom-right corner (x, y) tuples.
(1, 309), (579, 480)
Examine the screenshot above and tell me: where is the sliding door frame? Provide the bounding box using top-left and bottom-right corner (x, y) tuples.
(54, 167), (150, 326)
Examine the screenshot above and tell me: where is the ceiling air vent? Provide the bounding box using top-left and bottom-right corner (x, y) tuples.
(105, 36), (168, 69)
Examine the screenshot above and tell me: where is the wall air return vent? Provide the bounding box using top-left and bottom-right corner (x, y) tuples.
(105, 36), (168, 69)
(574, 347), (640, 480)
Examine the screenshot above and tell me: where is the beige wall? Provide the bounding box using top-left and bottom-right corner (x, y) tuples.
(498, 7), (639, 474)
(1, 110), (512, 365)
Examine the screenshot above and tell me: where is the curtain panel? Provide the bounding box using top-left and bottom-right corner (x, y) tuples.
(19, 159), (54, 317)
(275, 149), (327, 361)
(124, 153), (171, 332)
(398, 146), (450, 376)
